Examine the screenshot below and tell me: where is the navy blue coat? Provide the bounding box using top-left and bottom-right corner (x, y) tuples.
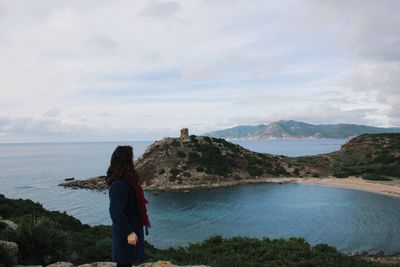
(109, 178), (144, 264)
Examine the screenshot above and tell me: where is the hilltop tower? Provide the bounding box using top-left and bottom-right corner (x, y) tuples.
(180, 128), (190, 142)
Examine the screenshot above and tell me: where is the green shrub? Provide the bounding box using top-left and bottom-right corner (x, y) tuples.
(246, 165), (263, 177)
(183, 172), (191, 177)
(15, 215), (71, 265)
(333, 171), (351, 178)
(203, 136), (212, 143)
(196, 166), (205, 172)
(188, 152), (201, 163)
(373, 154), (398, 165)
(170, 168), (182, 176)
(158, 168), (166, 175)
(147, 235), (382, 267)
(362, 174), (392, 181)
(274, 165), (289, 176)
(171, 139), (180, 147)
(176, 150), (186, 158)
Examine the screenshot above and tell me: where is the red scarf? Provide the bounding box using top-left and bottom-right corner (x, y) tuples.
(122, 169), (151, 228)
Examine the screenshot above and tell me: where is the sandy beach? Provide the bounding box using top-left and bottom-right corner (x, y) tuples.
(144, 176), (400, 198)
(294, 177), (400, 198)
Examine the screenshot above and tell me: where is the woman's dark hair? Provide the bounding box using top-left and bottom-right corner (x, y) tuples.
(106, 145), (137, 186)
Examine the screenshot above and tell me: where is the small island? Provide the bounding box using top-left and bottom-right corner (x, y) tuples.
(60, 129), (400, 195)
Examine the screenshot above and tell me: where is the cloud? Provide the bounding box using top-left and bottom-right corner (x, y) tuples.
(181, 66), (218, 81)
(0, 0), (399, 142)
(139, 0), (181, 19)
(86, 35), (117, 52)
(0, 2), (7, 19)
(306, 1), (400, 126)
(43, 108), (62, 118)
(0, 115), (89, 139)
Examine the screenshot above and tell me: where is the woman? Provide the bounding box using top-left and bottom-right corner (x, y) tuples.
(106, 145), (151, 267)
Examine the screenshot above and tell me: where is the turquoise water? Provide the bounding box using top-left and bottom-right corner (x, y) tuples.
(2, 139), (400, 253)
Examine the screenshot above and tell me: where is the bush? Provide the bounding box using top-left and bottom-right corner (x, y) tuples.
(176, 150), (186, 158)
(333, 171), (351, 178)
(246, 165), (263, 177)
(147, 235), (382, 267)
(196, 166), (205, 172)
(15, 215), (71, 265)
(203, 136), (212, 143)
(374, 154), (397, 164)
(362, 174), (392, 181)
(158, 168), (166, 175)
(190, 135), (197, 142)
(183, 172), (191, 177)
(170, 168), (182, 176)
(188, 152), (201, 164)
(274, 165), (289, 176)
(169, 168), (182, 181)
(171, 139), (180, 147)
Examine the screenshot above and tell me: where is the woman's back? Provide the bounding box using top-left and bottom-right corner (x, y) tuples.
(109, 176), (144, 264)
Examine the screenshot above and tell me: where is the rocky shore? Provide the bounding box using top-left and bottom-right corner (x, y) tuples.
(60, 175), (400, 198)
(19, 261), (208, 267)
(60, 176), (108, 191)
(60, 133), (400, 194)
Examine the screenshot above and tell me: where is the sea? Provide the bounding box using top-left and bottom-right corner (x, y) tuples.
(1, 138), (400, 254)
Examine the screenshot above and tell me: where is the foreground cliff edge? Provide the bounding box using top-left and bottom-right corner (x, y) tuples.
(60, 132), (400, 193)
(0, 194), (395, 266)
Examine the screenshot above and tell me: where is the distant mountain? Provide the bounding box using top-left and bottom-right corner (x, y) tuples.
(203, 120), (400, 139)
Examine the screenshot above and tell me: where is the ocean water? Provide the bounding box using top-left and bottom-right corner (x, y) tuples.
(1, 139), (400, 254)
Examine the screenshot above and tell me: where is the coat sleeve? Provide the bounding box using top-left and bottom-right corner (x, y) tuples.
(109, 181), (134, 238)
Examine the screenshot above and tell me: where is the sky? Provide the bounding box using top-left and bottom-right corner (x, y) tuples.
(0, 0), (399, 142)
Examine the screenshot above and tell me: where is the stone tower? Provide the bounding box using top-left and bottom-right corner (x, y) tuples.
(180, 128), (190, 142)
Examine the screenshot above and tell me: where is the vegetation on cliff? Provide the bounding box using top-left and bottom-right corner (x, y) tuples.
(293, 133), (400, 179)
(0, 194), (389, 267)
(61, 133), (400, 191)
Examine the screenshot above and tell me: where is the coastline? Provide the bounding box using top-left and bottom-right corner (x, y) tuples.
(295, 176), (400, 198)
(144, 176), (400, 198)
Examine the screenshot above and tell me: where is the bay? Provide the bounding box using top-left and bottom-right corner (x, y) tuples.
(1, 139), (399, 254)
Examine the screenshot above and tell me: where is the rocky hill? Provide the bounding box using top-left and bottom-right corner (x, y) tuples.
(134, 135), (292, 190)
(293, 133), (400, 179)
(204, 120), (400, 139)
(60, 133), (400, 191)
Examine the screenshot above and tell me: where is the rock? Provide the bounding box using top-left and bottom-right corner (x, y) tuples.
(64, 177), (75, 181)
(59, 176), (107, 191)
(44, 262), (208, 267)
(42, 261), (209, 267)
(46, 262), (74, 267)
(136, 262), (209, 267)
(78, 263), (115, 267)
(0, 240), (19, 267)
(0, 219), (18, 231)
(0, 219), (18, 241)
